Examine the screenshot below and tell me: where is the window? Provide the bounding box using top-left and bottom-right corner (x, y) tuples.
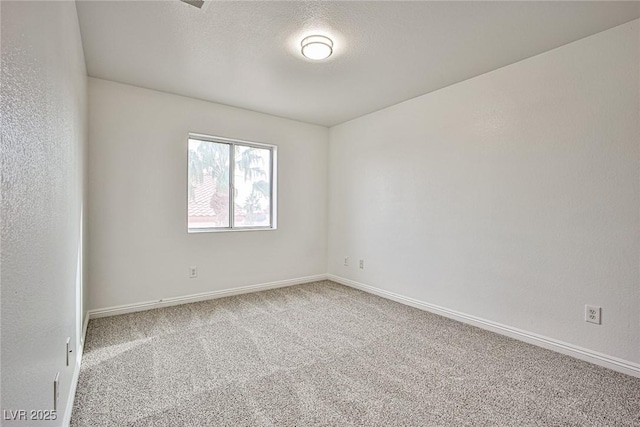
(188, 134), (276, 232)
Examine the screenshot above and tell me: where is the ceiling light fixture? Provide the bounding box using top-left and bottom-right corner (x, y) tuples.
(301, 35), (333, 60)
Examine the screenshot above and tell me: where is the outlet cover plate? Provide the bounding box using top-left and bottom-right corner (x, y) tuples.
(53, 372), (60, 410)
(66, 337), (71, 366)
(585, 305), (601, 324)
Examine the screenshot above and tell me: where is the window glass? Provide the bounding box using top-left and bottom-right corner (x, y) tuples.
(187, 135), (276, 232)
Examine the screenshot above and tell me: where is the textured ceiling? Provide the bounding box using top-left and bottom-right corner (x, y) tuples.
(76, 1), (639, 127)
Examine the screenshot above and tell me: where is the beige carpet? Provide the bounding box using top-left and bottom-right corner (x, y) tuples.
(72, 280), (640, 426)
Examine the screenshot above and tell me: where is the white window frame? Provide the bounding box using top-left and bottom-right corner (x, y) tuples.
(188, 133), (278, 233)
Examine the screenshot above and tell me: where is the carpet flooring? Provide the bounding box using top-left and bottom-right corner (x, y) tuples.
(72, 280), (640, 426)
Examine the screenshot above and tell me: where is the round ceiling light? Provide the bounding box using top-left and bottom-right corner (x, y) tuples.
(301, 35), (333, 60)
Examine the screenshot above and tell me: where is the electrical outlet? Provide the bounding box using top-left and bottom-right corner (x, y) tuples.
(66, 337), (72, 366)
(585, 305), (601, 324)
(189, 266), (197, 279)
(359, 259), (364, 269)
(53, 372), (60, 410)
(344, 257), (349, 266)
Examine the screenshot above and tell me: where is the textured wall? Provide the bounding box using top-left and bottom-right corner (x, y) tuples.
(328, 20), (639, 364)
(1, 1), (88, 424)
(88, 78), (328, 310)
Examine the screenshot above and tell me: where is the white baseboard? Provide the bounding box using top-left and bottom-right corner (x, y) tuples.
(62, 313), (90, 426)
(328, 274), (640, 378)
(87, 274), (329, 319)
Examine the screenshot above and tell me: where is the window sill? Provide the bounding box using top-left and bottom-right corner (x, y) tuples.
(188, 227), (277, 234)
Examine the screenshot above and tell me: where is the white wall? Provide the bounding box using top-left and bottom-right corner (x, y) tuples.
(88, 78), (328, 310)
(328, 20), (639, 365)
(1, 1), (88, 424)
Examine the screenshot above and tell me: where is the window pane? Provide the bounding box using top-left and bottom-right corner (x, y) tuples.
(188, 139), (230, 229)
(234, 145), (271, 227)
